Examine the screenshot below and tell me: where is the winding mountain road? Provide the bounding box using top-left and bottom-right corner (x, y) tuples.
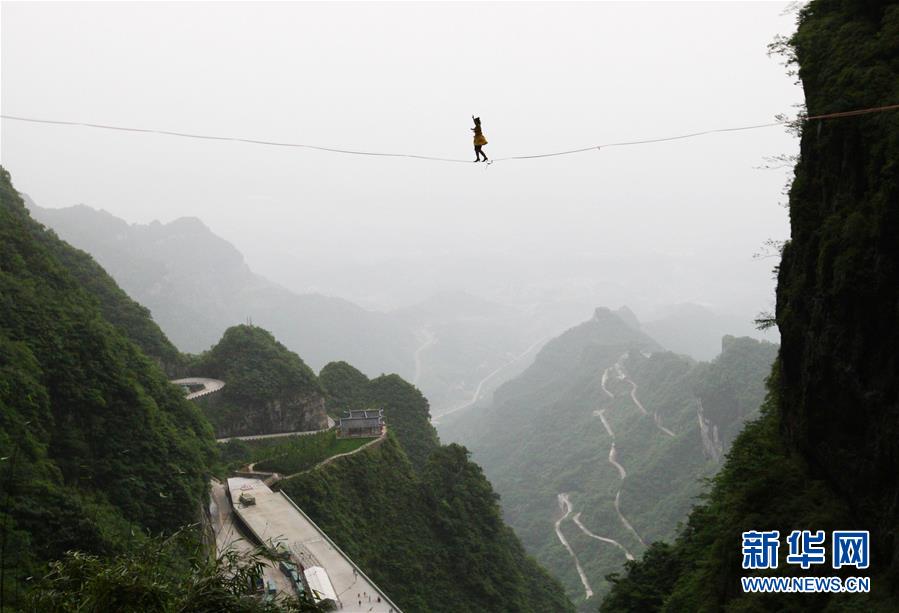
(625, 379), (648, 416)
(571, 512), (635, 561)
(171, 377), (225, 400)
(616, 358), (677, 439)
(555, 493), (594, 600)
(433, 336), (547, 420)
(608, 442), (627, 481)
(594, 409), (614, 437)
(591, 354), (648, 553)
(173, 377), (337, 443)
(653, 412), (676, 438)
(412, 328), (437, 387)
(614, 491), (646, 547)
(600, 366), (615, 398)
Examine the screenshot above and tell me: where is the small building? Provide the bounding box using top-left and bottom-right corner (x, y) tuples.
(337, 409), (384, 438)
(304, 566), (338, 607)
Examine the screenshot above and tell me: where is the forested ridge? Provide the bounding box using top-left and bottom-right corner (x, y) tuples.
(1, 165), (572, 609)
(601, 1), (899, 610)
(0, 167), (216, 604)
(27, 201), (418, 378)
(189, 325), (329, 437)
(279, 437), (574, 613)
(272, 360), (576, 611)
(441, 307), (777, 607)
(320, 360), (441, 467)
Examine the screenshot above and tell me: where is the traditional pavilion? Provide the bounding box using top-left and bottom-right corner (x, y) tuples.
(337, 409), (385, 438)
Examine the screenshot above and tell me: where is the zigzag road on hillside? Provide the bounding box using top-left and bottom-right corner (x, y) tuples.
(615, 356), (676, 438)
(608, 442), (627, 481)
(614, 490), (646, 547)
(571, 512), (635, 561)
(555, 493), (594, 600)
(589, 356), (648, 551)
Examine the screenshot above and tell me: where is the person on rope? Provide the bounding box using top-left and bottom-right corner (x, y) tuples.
(471, 115), (489, 162)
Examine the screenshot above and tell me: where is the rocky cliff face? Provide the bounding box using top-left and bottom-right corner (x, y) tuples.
(600, 3), (899, 611)
(191, 325), (329, 437)
(775, 0), (899, 574)
(200, 387), (328, 437)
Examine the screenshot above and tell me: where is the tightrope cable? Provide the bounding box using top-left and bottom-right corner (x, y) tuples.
(3, 103), (898, 165)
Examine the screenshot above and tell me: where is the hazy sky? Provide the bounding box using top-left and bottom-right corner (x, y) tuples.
(1, 1), (802, 323)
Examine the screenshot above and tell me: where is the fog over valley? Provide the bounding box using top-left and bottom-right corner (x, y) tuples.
(8, 1), (893, 612)
(3, 1), (799, 329)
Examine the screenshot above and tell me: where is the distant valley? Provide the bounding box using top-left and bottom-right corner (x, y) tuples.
(439, 307), (777, 608)
(28, 199), (772, 420)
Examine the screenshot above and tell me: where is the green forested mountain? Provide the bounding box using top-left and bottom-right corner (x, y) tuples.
(440, 307), (776, 608)
(26, 201), (417, 377)
(278, 359), (574, 611)
(17, 197), (184, 376)
(279, 435), (574, 613)
(189, 325), (329, 437)
(320, 360), (440, 466)
(0, 167), (216, 603)
(602, 1), (899, 610)
(4, 168), (570, 611)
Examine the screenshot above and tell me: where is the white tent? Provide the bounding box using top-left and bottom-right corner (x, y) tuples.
(303, 566), (338, 604)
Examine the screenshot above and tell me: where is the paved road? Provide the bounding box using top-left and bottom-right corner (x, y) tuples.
(217, 417), (336, 443)
(608, 442), (627, 480)
(571, 512), (634, 561)
(209, 479), (294, 596)
(172, 377), (225, 400)
(284, 429), (387, 478)
(615, 357), (677, 438)
(595, 355), (646, 549)
(554, 493), (593, 600)
(600, 366), (615, 398)
(594, 409), (614, 437)
(230, 478), (399, 612)
(412, 329), (436, 387)
(433, 337), (547, 421)
(615, 490), (646, 547)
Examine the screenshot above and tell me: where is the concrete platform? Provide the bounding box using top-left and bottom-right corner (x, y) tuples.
(227, 478), (400, 612)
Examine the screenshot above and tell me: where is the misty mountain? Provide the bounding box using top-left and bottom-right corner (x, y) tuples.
(604, 2), (899, 609)
(5, 166), (574, 611)
(392, 290), (556, 417)
(440, 307), (776, 608)
(22, 200), (578, 417)
(26, 200), (417, 378)
(641, 302), (764, 361)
